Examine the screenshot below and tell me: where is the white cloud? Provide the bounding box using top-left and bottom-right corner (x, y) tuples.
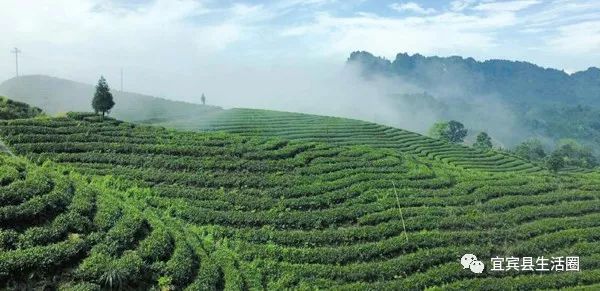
(546, 20), (600, 54)
(521, 0), (600, 28)
(473, 0), (541, 12)
(0, 0), (598, 91)
(281, 9), (518, 59)
(450, 0), (476, 12)
(389, 2), (436, 14)
(195, 23), (244, 52)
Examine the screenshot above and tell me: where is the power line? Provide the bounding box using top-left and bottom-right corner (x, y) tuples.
(11, 48), (21, 77)
(392, 181), (409, 243)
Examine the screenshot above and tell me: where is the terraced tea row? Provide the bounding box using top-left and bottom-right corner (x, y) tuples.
(151, 108), (543, 173)
(1, 114), (599, 289)
(0, 154), (238, 290)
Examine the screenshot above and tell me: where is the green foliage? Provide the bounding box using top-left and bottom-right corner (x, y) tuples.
(348, 52), (600, 153)
(515, 138), (599, 170)
(77, 251), (145, 289)
(429, 122), (447, 140)
(0, 164), (19, 185)
(0, 237), (90, 282)
(137, 227), (174, 262)
(59, 282), (101, 291)
(553, 139), (598, 169)
(158, 276), (174, 291)
(429, 120), (467, 143)
(1, 108), (599, 290)
(164, 240), (197, 287)
(525, 104), (600, 153)
(513, 139), (547, 162)
(473, 132), (493, 151)
(91, 76), (115, 117)
(0, 96), (43, 120)
(546, 151), (565, 172)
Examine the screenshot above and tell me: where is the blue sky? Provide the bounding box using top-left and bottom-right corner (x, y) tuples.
(0, 0), (599, 100)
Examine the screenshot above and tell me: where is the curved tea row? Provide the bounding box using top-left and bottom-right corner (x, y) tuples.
(0, 113), (598, 289)
(159, 108), (543, 173)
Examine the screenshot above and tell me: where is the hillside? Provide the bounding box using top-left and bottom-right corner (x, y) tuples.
(145, 108), (542, 173)
(1, 110), (600, 289)
(0, 96), (43, 120)
(0, 75), (222, 123)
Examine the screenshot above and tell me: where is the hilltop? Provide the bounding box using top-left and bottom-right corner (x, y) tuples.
(0, 75), (222, 123)
(0, 98), (599, 289)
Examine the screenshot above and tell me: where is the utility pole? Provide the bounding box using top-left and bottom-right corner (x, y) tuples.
(11, 48), (21, 77)
(120, 68), (123, 91)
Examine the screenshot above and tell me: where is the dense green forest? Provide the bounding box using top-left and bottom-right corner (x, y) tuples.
(1, 97), (599, 289)
(348, 51), (600, 154)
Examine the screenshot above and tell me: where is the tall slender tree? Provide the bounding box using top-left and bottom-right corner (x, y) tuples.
(92, 76), (115, 118)
(201, 93), (206, 105)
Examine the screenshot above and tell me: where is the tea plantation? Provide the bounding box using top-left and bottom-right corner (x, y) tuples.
(148, 108), (543, 173)
(1, 110), (600, 290)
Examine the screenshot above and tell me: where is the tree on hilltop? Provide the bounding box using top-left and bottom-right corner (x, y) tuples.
(201, 93), (206, 105)
(553, 139), (598, 168)
(513, 139), (546, 162)
(546, 151), (565, 172)
(473, 132), (493, 150)
(92, 76), (115, 118)
(429, 120), (467, 143)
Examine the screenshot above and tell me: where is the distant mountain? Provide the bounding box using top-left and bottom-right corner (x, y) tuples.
(347, 51), (600, 153)
(0, 75), (221, 122)
(348, 51), (600, 105)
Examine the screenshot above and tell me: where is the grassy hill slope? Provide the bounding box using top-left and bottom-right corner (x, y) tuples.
(146, 108), (543, 173)
(1, 112), (599, 289)
(0, 75), (221, 123)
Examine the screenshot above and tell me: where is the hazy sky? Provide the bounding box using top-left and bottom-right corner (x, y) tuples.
(1, 0), (599, 104)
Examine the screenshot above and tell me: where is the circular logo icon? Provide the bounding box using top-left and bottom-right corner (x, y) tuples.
(461, 254), (485, 273)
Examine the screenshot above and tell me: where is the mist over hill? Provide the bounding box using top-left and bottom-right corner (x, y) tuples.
(3, 52), (600, 154)
(348, 51), (600, 105)
(0, 75), (221, 123)
(0, 69), (441, 136)
(348, 51), (600, 152)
